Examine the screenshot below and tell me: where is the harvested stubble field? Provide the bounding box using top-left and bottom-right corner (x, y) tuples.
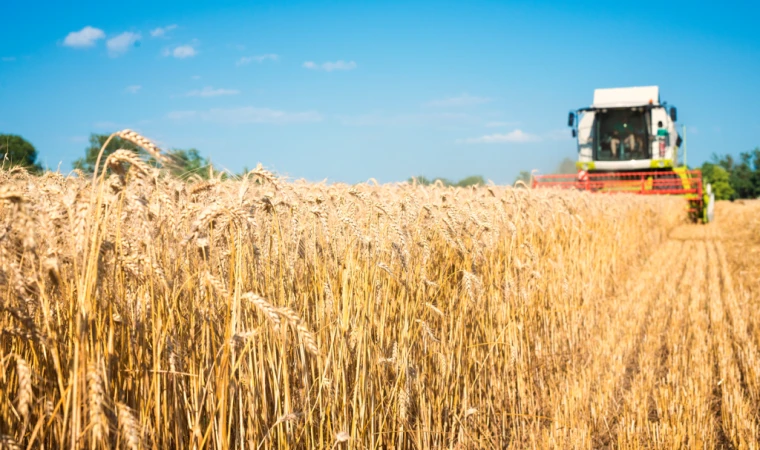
(1, 140), (759, 449)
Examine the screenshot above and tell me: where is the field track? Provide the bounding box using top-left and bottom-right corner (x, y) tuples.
(546, 200), (760, 449)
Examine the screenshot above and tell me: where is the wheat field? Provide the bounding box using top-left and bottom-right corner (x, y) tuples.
(1, 133), (759, 449)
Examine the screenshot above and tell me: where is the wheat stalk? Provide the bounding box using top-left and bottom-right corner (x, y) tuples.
(4, 144), (757, 449)
(87, 364), (108, 443)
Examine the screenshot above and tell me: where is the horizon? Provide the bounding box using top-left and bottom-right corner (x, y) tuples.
(1, 0), (758, 184)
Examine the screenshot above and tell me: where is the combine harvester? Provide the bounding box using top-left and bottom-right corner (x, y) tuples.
(532, 86), (714, 223)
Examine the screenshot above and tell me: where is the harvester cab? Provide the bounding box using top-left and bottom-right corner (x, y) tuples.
(568, 86), (681, 172)
(534, 86), (714, 223)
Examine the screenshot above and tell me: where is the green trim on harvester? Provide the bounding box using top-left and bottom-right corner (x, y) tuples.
(675, 165), (709, 223)
(649, 159), (673, 169)
(673, 166), (690, 190)
(573, 159), (673, 170)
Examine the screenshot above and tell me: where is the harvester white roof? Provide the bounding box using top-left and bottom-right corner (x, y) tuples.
(592, 86), (660, 108)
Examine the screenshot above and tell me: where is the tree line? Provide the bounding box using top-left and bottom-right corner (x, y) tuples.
(407, 175), (487, 187)
(412, 159), (578, 187)
(700, 148), (760, 200)
(3, 133), (760, 198)
(1, 132), (212, 179)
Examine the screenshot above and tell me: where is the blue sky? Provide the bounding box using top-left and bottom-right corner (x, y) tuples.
(1, 0), (758, 184)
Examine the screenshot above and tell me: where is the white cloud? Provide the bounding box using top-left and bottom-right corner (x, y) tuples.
(323, 60), (356, 71)
(426, 94), (492, 108)
(302, 60), (357, 72)
(107, 32), (141, 56)
(171, 45), (196, 59)
(167, 106), (323, 124)
(185, 86), (240, 97)
(150, 24), (177, 38)
(458, 129), (541, 144)
(1, 56), (15, 62)
(63, 26), (105, 48)
(125, 85), (142, 94)
(236, 54), (279, 66)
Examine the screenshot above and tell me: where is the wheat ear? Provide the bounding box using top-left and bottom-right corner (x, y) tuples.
(15, 356), (32, 424)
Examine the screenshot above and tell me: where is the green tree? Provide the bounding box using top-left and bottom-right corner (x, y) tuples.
(712, 149), (760, 199)
(237, 166), (251, 177)
(74, 133), (212, 179)
(556, 157), (577, 174)
(167, 148), (210, 179)
(73, 133), (141, 173)
(455, 175), (485, 187)
(408, 175), (484, 187)
(408, 175), (434, 185)
(700, 163), (734, 200)
(0, 134), (43, 173)
(745, 147), (760, 198)
(731, 152), (757, 199)
(514, 170), (531, 185)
